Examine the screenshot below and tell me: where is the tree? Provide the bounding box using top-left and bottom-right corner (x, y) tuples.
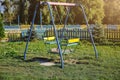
(0, 14), (5, 39)
(41, 0), (105, 24)
(7, 0), (105, 24)
(103, 0), (120, 24)
(69, 0), (105, 24)
(3, 0), (15, 25)
(53, 0), (68, 24)
(92, 24), (106, 43)
(23, 0), (30, 24)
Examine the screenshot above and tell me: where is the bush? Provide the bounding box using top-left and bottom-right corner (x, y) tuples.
(0, 14), (5, 39)
(23, 29), (37, 41)
(92, 24), (107, 44)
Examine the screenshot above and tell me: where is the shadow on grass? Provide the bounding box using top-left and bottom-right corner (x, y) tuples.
(14, 55), (54, 63)
(25, 57), (62, 68)
(14, 56), (24, 60)
(25, 57), (54, 63)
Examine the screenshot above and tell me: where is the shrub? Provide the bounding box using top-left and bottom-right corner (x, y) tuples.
(0, 14), (5, 39)
(92, 24), (107, 44)
(23, 29), (37, 41)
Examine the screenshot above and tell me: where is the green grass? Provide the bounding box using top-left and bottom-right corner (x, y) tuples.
(0, 41), (120, 80)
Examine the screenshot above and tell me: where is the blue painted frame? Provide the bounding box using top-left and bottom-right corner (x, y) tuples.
(23, 2), (98, 69)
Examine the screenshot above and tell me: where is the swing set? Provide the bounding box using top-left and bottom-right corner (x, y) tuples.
(23, 1), (98, 69)
(42, 6), (80, 54)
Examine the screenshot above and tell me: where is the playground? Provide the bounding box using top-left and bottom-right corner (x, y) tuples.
(0, 1), (120, 80)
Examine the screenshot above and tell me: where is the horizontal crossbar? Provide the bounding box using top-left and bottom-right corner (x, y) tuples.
(40, 1), (77, 6)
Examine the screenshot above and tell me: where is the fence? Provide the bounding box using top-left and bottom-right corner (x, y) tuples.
(45, 28), (90, 40)
(105, 29), (120, 42)
(42, 28), (120, 42)
(3, 25), (120, 42)
(5, 30), (21, 41)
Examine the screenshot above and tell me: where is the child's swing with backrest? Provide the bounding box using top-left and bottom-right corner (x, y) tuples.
(42, 5), (80, 54)
(23, 1), (98, 69)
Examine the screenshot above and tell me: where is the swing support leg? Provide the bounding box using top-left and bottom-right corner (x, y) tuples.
(47, 3), (64, 68)
(24, 2), (98, 69)
(24, 3), (39, 60)
(79, 4), (98, 59)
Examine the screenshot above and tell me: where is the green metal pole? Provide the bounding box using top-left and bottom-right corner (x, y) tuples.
(46, 2), (64, 68)
(79, 4), (98, 59)
(24, 3), (39, 60)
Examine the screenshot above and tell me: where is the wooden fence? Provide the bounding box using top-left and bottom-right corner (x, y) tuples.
(44, 28), (90, 40)
(4, 28), (120, 42)
(44, 28), (120, 42)
(105, 29), (120, 42)
(5, 30), (21, 41)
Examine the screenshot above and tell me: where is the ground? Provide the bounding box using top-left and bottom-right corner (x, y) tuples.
(0, 41), (120, 80)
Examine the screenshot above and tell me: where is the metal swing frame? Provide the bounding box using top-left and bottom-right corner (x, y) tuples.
(23, 1), (98, 69)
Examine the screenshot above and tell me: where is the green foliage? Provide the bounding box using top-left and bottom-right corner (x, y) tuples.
(92, 24), (107, 44)
(103, 0), (120, 24)
(40, 0), (105, 24)
(20, 0), (105, 24)
(3, 0), (15, 25)
(23, 0), (30, 24)
(2, 0), (120, 24)
(71, 0), (105, 24)
(42, 5), (51, 24)
(53, 0), (67, 24)
(23, 29), (37, 41)
(0, 14), (5, 39)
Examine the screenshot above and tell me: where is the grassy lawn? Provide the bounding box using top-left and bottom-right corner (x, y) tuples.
(0, 41), (120, 80)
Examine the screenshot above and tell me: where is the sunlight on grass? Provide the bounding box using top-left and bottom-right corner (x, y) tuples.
(0, 41), (120, 80)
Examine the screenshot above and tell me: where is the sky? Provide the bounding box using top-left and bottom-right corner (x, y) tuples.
(0, 1), (5, 14)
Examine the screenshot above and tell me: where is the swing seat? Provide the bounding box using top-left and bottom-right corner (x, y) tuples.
(65, 43), (79, 46)
(43, 36), (57, 53)
(61, 38), (80, 54)
(44, 36), (56, 44)
(61, 38), (80, 46)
